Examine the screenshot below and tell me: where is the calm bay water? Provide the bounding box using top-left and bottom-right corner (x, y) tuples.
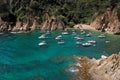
(0, 30), (120, 80)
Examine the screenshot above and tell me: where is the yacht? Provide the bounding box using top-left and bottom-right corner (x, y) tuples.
(55, 35), (62, 40)
(72, 32), (77, 36)
(38, 41), (47, 46)
(76, 37), (84, 41)
(45, 31), (50, 35)
(57, 40), (65, 44)
(82, 42), (92, 47)
(105, 40), (110, 43)
(38, 34), (46, 39)
(86, 33), (92, 37)
(88, 40), (96, 44)
(76, 41), (82, 45)
(81, 31), (86, 34)
(62, 31), (69, 35)
(98, 34), (105, 38)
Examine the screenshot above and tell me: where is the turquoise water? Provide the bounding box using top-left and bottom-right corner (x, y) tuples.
(0, 30), (120, 80)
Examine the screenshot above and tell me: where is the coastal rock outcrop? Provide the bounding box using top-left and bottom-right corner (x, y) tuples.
(74, 53), (120, 80)
(0, 16), (65, 32)
(91, 8), (120, 34)
(0, 17), (41, 32)
(12, 18), (40, 32)
(40, 16), (65, 31)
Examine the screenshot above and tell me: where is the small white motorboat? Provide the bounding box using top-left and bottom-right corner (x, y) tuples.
(86, 33), (92, 37)
(45, 31), (50, 35)
(88, 40), (96, 44)
(75, 37), (84, 41)
(82, 42), (92, 47)
(62, 31), (68, 35)
(38, 34), (46, 39)
(72, 32), (77, 36)
(57, 40), (65, 44)
(105, 40), (110, 43)
(55, 35), (62, 40)
(76, 41), (82, 45)
(98, 34), (105, 38)
(38, 41), (47, 46)
(81, 31), (86, 34)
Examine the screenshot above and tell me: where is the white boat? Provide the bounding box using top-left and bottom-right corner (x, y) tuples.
(55, 35), (62, 40)
(86, 33), (92, 37)
(57, 40), (65, 44)
(45, 31), (50, 35)
(82, 42), (92, 47)
(88, 40), (96, 44)
(76, 41), (82, 45)
(38, 41), (47, 46)
(105, 40), (110, 43)
(72, 32), (77, 36)
(75, 37), (84, 41)
(81, 31), (86, 34)
(62, 31), (68, 35)
(38, 34), (46, 39)
(98, 34), (105, 38)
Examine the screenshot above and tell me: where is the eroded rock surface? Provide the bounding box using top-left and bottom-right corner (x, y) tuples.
(74, 53), (120, 80)
(91, 8), (120, 34)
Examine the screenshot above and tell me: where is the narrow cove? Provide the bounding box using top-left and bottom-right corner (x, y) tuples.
(0, 30), (120, 80)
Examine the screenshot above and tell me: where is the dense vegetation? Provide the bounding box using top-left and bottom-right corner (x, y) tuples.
(0, 0), (120, 27)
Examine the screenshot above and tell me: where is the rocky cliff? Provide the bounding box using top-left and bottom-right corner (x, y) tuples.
(0, 16), (65, 32)
(74, 53), (120, 80)
(40, 16), (65, 31)
(91, 8), (120, 34)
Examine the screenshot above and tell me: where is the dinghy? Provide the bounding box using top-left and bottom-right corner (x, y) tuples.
(38, 41), (47, 46)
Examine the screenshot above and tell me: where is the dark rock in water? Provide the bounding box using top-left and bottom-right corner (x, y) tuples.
(0, 63), (14, 74)
(91, 8), (120, 34)
(40, 16), (65, 31)
(27, 75), (45, 80)
(50, 56), (70, 64)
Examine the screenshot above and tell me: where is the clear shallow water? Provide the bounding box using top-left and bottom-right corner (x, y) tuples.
(0, 30), (120, 80)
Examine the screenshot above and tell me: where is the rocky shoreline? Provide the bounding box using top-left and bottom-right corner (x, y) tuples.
(0, 16), (65, 33)
(72, 53), (120, 80)
(1, 8), (120, 35)
(1, 9), (120, 35)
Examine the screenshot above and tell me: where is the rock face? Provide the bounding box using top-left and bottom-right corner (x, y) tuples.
(0, 17), (41, 32)
(74, 53), (120, 80)
(0, 16), (65, 32)
(40, 16), (65, 31)
(91, 8), (120, 34)
(12, 19), (40, 32)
